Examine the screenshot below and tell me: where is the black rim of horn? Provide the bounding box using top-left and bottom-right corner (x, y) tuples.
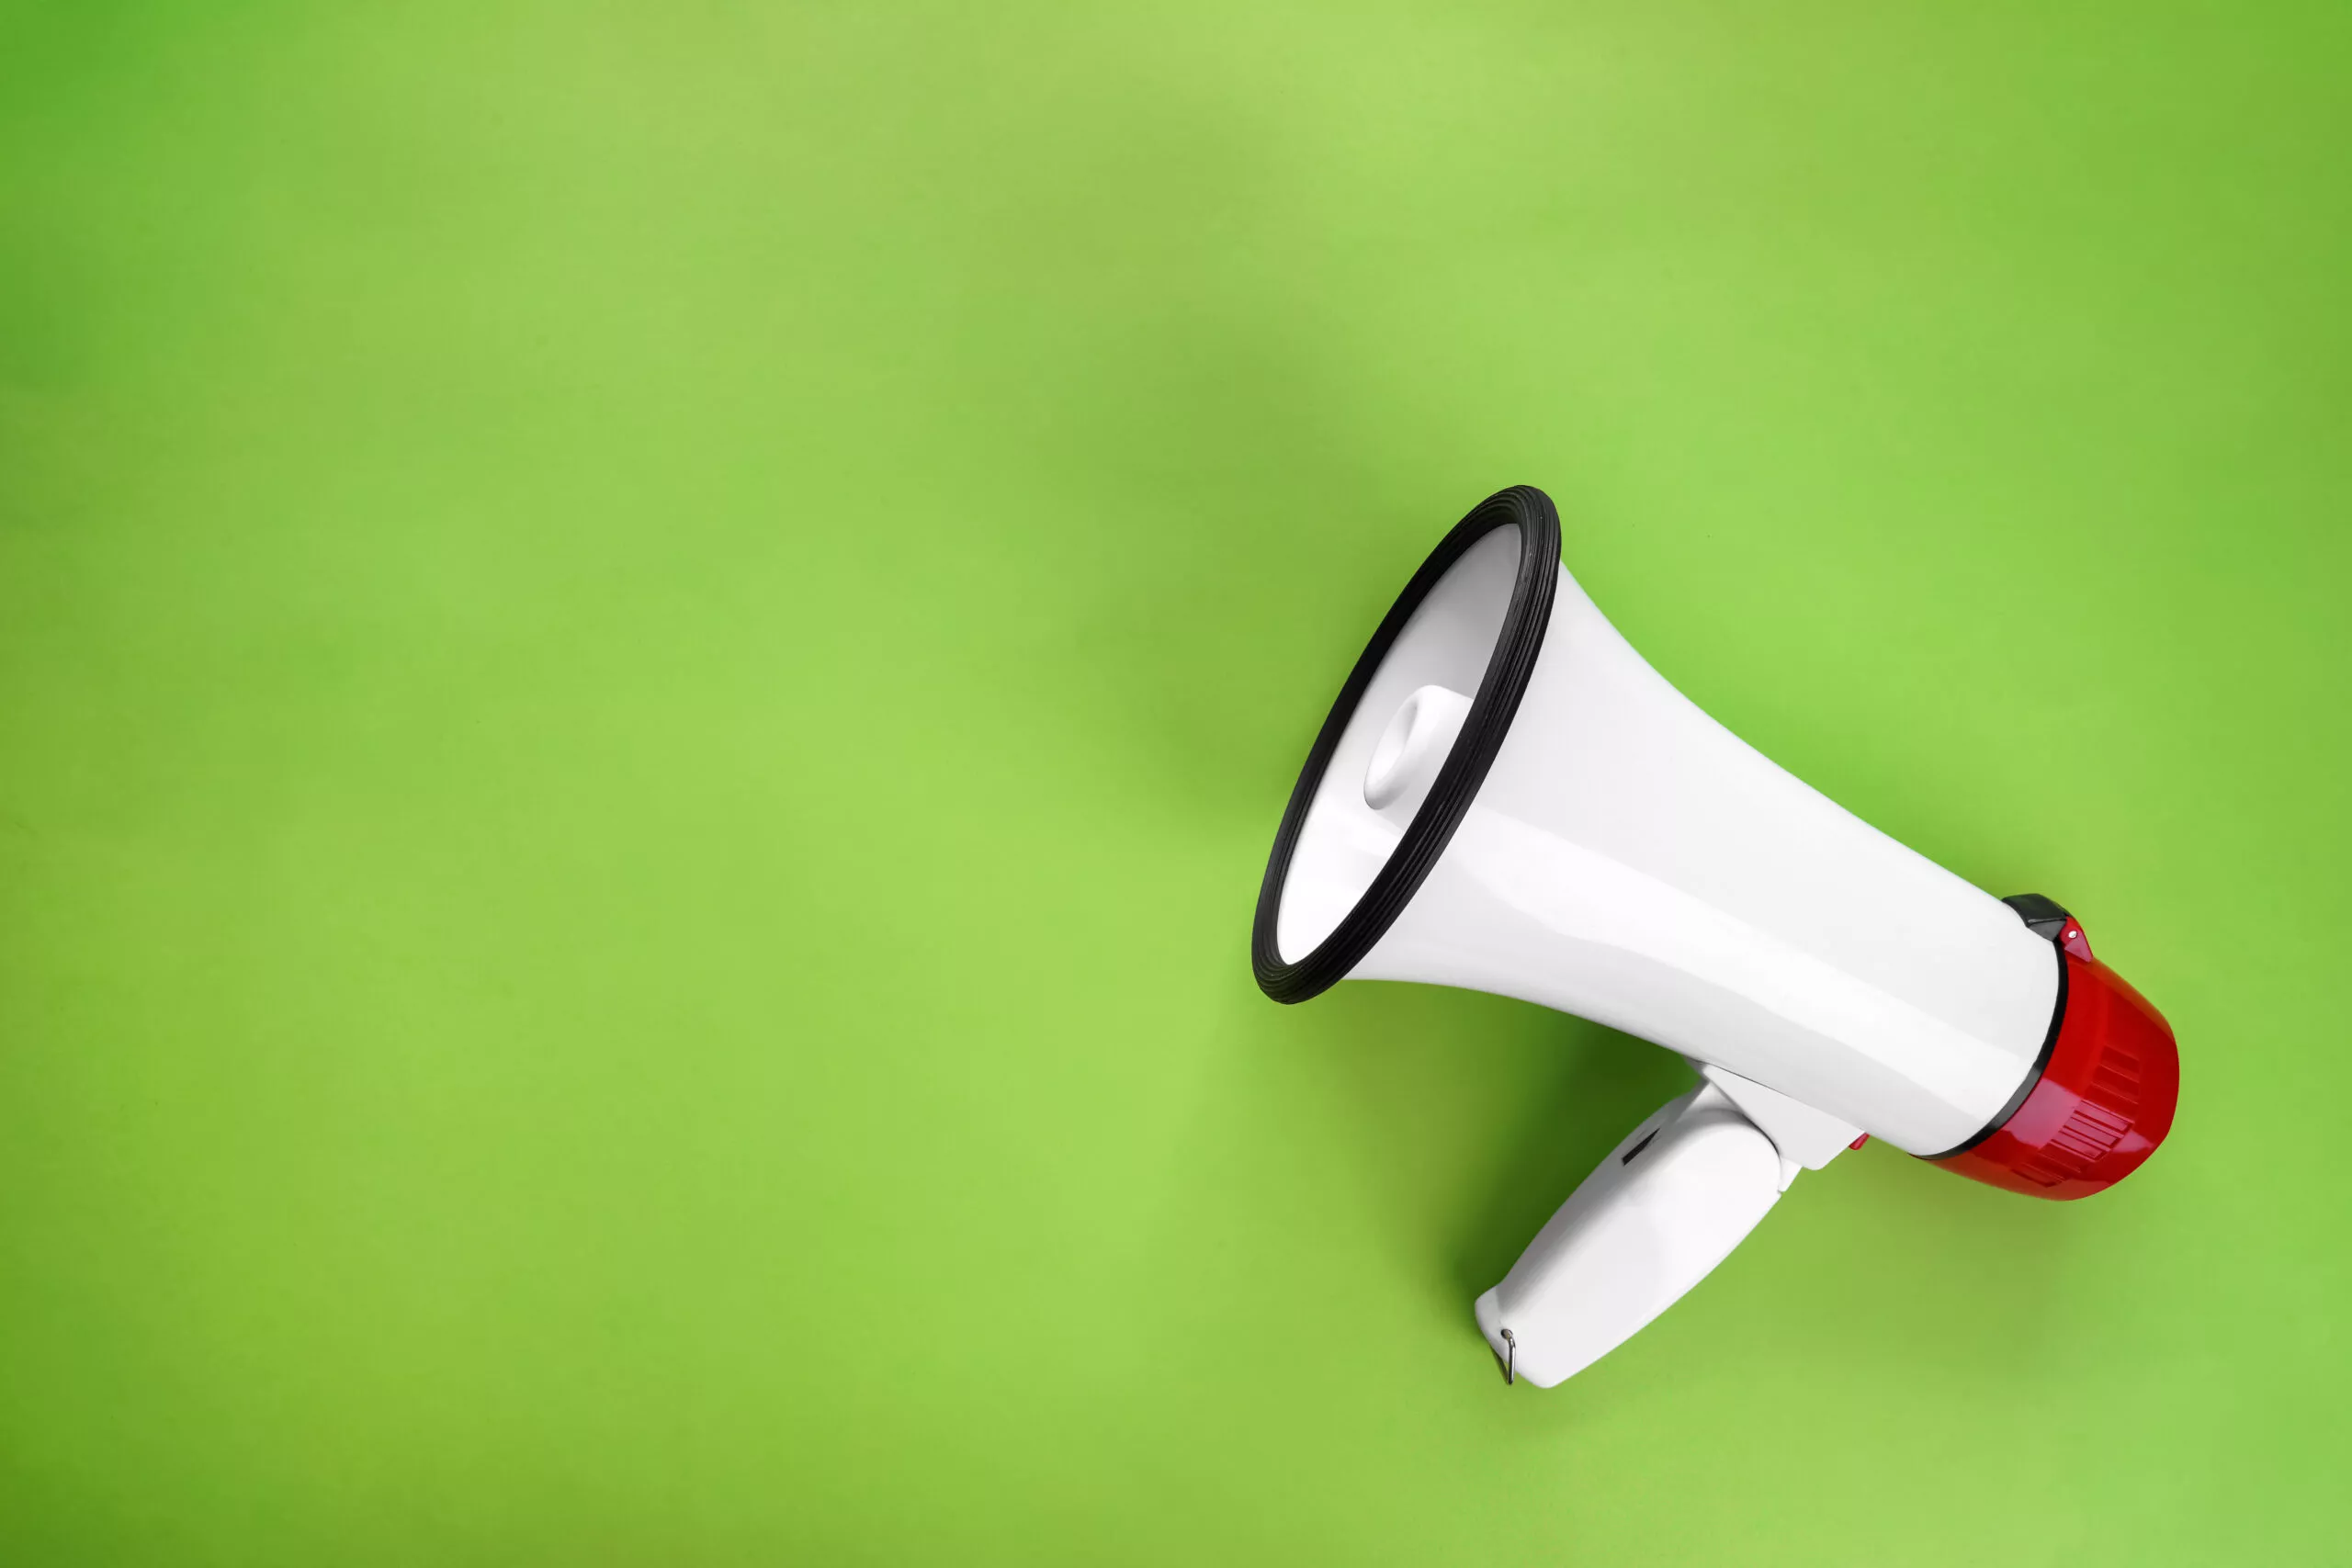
(1251, 486), (1562, 1004)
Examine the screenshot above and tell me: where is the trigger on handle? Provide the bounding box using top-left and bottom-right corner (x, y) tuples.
(1499, 1327), (1516, 1386)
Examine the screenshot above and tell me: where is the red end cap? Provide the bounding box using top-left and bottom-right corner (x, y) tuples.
(1931, 953), (2179, 1200)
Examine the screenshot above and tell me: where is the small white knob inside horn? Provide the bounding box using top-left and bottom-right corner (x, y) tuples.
(1363, 683), (1474, 819)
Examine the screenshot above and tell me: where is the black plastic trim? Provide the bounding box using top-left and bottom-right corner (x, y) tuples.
(2001, 892), (2072, 942)
(1250, 487), (1562, 1004)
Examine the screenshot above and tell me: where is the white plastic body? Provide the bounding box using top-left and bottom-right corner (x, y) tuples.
(1474, 1084), (1786, 1387)
(1700, 1061), (1863, 1182)
(1274, 525), (2057, 1156)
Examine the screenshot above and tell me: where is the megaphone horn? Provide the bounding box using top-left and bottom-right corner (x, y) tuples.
(1250, 486), (2179, 1388)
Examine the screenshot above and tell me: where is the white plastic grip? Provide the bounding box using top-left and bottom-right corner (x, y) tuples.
(1474, 1084), (1787, 1388)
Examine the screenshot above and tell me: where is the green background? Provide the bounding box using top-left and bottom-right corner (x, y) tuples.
(3, 2), (2346, 1562)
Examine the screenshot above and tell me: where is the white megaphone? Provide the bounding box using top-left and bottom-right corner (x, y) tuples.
(1251, 487), (2180, 1389)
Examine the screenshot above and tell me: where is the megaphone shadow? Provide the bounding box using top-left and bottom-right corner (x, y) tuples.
(1293, 981), (1693, 1312)
(1445, 1024), (1700, 1307)
(1296, 980), (2078, 1385)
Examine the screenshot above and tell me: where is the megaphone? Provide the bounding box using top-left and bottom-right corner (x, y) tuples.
(1251, 487), (2179, 1388)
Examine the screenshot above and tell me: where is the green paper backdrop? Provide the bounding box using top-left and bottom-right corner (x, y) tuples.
(4, 3), (2346, 1562)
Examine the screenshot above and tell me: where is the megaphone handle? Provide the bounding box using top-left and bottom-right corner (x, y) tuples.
(1475, 1083), (1788, 1387)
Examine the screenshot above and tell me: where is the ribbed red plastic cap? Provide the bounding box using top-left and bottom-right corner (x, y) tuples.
(1932, 954), (2180, 1200)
